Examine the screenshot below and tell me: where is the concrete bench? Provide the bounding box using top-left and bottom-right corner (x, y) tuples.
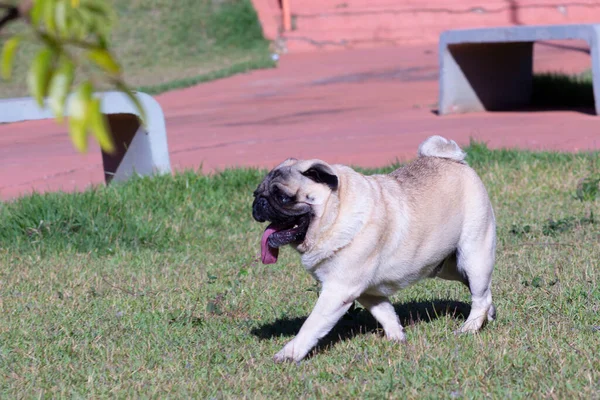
(438, 24), (600, 115)
(0, 91), (171, 184)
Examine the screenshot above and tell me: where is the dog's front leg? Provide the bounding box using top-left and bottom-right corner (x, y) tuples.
(274, 286), (357, 363)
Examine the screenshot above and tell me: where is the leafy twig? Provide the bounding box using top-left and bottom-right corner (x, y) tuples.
(0, 4), (19, 30)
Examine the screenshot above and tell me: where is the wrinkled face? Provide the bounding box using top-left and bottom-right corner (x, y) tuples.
(252, 158), (338, 264)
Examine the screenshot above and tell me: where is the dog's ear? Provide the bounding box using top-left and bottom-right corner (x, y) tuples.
(302, 163), (338, 191)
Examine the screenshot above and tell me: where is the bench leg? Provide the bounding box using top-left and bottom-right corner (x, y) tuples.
(590, 26), (600, 115)
(439, 42), (534, 115)
(102, 113), (159, 184)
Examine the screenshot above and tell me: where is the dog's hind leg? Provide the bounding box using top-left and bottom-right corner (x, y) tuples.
(456, 220), (497, 333)
(436, 252), (497, 324)
(357, 294), (406, 342)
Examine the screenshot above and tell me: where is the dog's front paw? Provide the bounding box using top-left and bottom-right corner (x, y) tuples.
(455, 319), (484, 335)
(273, 340), (306, 363)
(273, 349), (294, 363)
(385, 328), (406, 343)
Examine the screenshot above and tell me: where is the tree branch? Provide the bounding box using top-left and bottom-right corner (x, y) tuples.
(0, 0), (33, 31)
(0, 4), (19, 31)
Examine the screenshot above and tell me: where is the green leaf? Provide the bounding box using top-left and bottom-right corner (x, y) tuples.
(89, 98), (115, 153)
(82, 1), (114, 37)
(97, 34), (109, 50)
(1, 35), (21, 80)
(87, 48), (121, 75)
(30, 0), (44, 25)
(27, 48), (55, 107)
(82, 0), (114, 25)
(76, 4), (94, 30)
(67, 81), (94, 153)
(54, 1), (69, 37)
(48, 58), (75, 122)
(115, 80), (147, 125)
(43, 0), (58, 34)
(83, 0), (112, 17)
(68, 14), (86, 40)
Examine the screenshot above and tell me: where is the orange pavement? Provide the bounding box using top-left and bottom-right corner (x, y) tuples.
(0, 42), (598, 201)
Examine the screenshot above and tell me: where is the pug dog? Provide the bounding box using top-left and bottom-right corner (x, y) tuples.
(252, 136), (496, 362)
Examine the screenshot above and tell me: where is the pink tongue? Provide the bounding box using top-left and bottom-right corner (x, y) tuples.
(261, 226), (279, 264)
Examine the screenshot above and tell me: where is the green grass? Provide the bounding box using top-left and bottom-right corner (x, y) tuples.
(0, 0), (274, 98)
(1, 143), (599, 397)
(532, 70), (594, 109)
(138, 57), (276, 95)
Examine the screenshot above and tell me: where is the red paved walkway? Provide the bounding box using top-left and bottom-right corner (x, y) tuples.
(0, 42), (598, 201)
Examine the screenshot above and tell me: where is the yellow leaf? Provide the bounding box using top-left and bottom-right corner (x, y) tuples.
(68, 113), (88, 153)
(67, 81), (94, 153)
(89, 98), (115, 153)
(1, 36), (21, 80)
(48, 58), (75, 122)
(71, 0), (80, 7)
(87, 48), (121, 75)
(27, 48), (55, 107)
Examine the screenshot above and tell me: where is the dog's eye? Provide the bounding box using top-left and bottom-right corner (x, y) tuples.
(279, 193), (292, 204)
(273, 185), (294, 205)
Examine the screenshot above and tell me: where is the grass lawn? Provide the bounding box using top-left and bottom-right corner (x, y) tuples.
(0, 0), (274, 98)
(0, 143), (598, 397)
(532, 70), (594, 109)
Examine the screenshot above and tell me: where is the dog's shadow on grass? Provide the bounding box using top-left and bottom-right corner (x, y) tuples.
(251, 299), (470, 355)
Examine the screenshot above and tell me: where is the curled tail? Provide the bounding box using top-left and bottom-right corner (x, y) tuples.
(418, 135), (466, 164)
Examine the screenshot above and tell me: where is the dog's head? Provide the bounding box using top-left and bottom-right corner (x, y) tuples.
(252, 158), (339, 264)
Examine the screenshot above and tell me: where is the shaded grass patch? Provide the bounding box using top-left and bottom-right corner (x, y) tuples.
(532, 70), (594, 109)
(0, 168), (266, 255)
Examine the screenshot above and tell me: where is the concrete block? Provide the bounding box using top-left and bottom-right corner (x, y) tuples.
(438, 24), (600, 115)
(0, 91), (171, 184)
